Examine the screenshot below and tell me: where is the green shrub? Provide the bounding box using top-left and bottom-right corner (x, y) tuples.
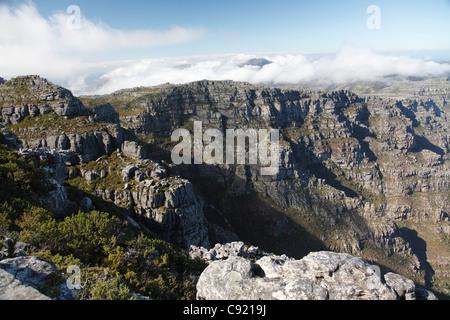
(58, 211), (124, 264)
(0, 203), (13, 233)
(91, 273), (131, 300)
(0, 145), (49, 204)
(17, 206), (58, 249)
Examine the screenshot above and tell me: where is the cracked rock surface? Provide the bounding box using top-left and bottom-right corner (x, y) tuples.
(196, 250), (436, 300)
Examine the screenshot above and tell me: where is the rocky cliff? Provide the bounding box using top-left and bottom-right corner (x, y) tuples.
(80, 79), (449, 297)
(1, 75), (449, 298)
(0, 75), (209, 250)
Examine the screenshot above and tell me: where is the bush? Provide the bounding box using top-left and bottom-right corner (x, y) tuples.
(58, 211), (124, 264)
(0, 203), (13, 233)
(91, 273), (131, 300)
(17, 206), (58, 249)
(0, 145), (49, 204)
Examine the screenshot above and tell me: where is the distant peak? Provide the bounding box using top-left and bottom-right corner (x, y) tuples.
(240, 58), (273, 69)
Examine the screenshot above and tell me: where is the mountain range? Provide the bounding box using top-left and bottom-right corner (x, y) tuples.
(0, 74), (448, 300)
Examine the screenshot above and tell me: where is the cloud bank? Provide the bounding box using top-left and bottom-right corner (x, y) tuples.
(1, 1), (449, 96)
(80, 48), (450, 95)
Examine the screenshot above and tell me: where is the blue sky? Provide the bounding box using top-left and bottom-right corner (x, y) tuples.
(30, 0), (450, 58)
(1, 0), (450, 94)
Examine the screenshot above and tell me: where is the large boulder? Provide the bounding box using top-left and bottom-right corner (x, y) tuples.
(0, 256), (75, 300)
(196, 250), (435, 300)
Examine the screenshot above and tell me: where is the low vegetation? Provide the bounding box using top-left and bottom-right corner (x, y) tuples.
(6, 112), (113, 141)
(0, 141), (207, 300)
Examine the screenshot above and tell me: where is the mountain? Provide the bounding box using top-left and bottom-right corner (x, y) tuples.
(239, 58), (273, 69)
(1, 75), (449, 299)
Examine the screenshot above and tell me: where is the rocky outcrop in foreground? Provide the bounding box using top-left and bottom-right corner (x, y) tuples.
(0, 238), (74, 300)
(0, 256), (75, 300)
(195, 243), (437, 300)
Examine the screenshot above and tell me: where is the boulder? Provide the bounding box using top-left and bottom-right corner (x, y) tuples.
(0, 268), (51, 300)
(0, 256), (75, 300)
(84, 170), (99, 182)
(39, 178), (71, 218)
(122, 140), (146, 159)
(80, 197), (94, 211)
(196, 250), (431, 300)
(384, 272), (416, 300)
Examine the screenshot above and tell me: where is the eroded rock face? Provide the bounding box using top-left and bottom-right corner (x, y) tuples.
(109, 80), (449, 227)
(0, 256), (75, 300)
(196, 251), (434, 300)
(21, 126), (125, 165)
(1, 76), (125, 164)
(114, 177), (209, 250)
(0, 75), (88, 124)
(92, 103), (119, 124)
(88, 156), (209, 250)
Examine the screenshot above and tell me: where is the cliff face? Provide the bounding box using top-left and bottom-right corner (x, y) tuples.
(0, 76), (209, 251)
(99, 80), (448, 221)
(81, 79), (449, 296)
(2, 76), (449, 297)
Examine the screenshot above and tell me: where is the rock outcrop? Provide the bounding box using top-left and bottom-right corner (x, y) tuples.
(19, 125), (125, 165)
(0, 237), (30, 260)
(1, 75), (125, 164)
(90, 155), (209, 250)
(0, 75), (87, 124)
(190, 241), (269, 262)
(0, 255), (75, 300)
(196, 249), (437, 300)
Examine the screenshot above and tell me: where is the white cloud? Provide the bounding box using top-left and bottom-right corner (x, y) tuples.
(79, 47), (450, 95)
(0, 1), (205, 81)
(49, 13), (206, 52)
(1, 2), (449, 96)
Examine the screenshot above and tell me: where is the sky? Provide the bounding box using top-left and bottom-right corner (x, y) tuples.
(1, 0), (450, 95)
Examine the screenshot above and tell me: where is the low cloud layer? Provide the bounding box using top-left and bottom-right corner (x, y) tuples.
(79, 48), (450, 95)
(1, 2), (449, 96)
